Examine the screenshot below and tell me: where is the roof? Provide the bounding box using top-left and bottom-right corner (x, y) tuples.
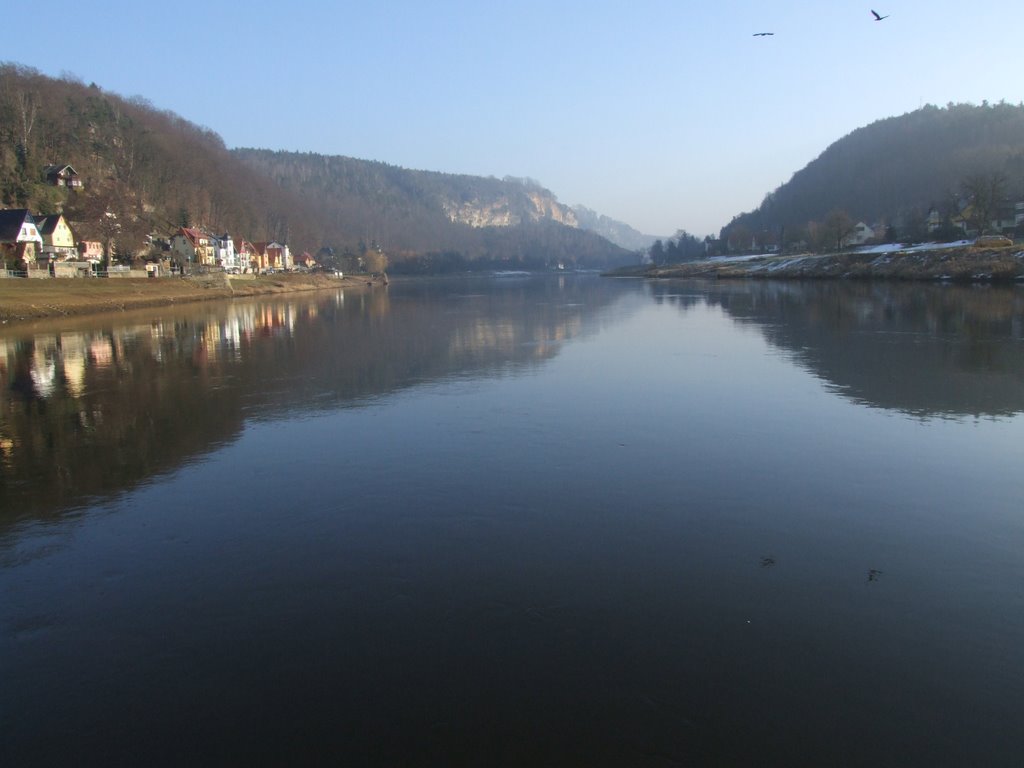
(35, 213), (66, 236)
(43, 164), (78, 176)
(177, 227), (209, 247)
(0, 209), (35, 242)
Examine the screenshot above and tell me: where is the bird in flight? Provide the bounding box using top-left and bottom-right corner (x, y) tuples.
(871, 9), (889, 21)
(752, 32), (775, 36)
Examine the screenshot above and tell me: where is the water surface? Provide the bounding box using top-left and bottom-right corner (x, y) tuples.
(2, 276), (1023, 766)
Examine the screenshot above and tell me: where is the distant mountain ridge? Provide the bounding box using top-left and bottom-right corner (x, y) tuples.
(571, 205), (659, 251)
(230, 149), (631, 269)
(720, 102), (1024, 245)
(0, 63), (632, 271)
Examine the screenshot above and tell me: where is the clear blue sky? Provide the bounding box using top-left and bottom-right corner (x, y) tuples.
(5, 1), (1023, 237)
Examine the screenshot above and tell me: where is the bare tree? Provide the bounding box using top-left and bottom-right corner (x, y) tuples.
(960, 171), (1008, 235)
(15, 90), (37, 167)
(823, 209), (856, 251)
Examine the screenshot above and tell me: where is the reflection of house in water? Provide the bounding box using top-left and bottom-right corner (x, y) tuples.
(31, 336), (59, 398)
(60, 334), (89, 398)
(253, 305), (298, 337)
(1, 278), (622, 521)
(0, 337), (10, 379)
(90, 338), (114, 367)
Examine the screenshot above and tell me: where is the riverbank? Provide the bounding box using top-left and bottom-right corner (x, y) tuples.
(610, 243), (1024, 282)
(0, 272), (384, 325)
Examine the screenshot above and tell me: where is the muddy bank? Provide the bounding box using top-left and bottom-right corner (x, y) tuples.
(612, 245), (1024, 282)
(0, 272), (384, 325)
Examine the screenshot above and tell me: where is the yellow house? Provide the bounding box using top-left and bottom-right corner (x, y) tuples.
(36, 213), (78, 260)
(170, 227), (217, 267)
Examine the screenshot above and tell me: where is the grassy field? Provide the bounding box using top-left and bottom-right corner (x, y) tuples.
(0, 272), (374, 324)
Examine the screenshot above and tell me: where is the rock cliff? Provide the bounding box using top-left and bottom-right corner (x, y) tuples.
(442, 187), (579, 229)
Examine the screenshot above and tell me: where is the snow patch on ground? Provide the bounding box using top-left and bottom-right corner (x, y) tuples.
(708, 241), (974, 263)
(853, 240), (972, 254)
(707, 253), (774, 263)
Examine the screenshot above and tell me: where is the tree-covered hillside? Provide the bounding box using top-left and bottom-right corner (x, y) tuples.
(0, 63), (309, 251)
(0, 63), (630, 270)
(231, 149), (631, 270)
(720, 102), (1024, 250)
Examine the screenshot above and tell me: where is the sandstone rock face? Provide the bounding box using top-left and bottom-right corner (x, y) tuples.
(443, 189), (579, 229)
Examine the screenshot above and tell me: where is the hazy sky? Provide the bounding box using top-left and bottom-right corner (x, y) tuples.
(5, 1), (1023, 236)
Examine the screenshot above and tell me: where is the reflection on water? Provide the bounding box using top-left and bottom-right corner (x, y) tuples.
(2, 275), (1023, 766)
(4, 278), (1023, 523)
(650, 280), (1024, 417)
(0, 279), (621, 522)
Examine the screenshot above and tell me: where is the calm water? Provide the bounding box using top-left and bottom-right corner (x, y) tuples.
(2, 275), (1023, 766)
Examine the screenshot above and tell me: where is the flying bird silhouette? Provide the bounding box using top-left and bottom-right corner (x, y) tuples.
(752, 32), (775, 36)
(871, 9), (889, 21)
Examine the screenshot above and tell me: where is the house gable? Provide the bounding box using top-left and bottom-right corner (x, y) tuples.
(0, 209), (42, 244)
(0, 209), (43, 266)
(43, 164), (83, 188)
(37, 213), (77, 251)
(35, 211), (77, 260)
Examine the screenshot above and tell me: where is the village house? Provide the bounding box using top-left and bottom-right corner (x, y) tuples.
(170, 227), (216, 268)
(270, 241), (292, 270)
(233, 237), (258, 272)
(843, 221), (875, 247)
(43, 164), (83, 189)
(36, 213), (78, 261)
(211, 233), (238, 271)
(0, 209), (44, 271)
(950, 200), (1021, 237)
(78, 240), (103, 263)
(251, 242), (270, 271)
(251, 241), (292, 272)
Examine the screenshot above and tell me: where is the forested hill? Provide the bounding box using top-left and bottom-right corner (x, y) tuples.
(231, 149), (632, 270)
(0, 63), (631, 270)
(721, 102), (1024, 246)
(0, 63), (305, 251)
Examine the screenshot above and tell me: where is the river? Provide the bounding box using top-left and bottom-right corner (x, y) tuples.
(2, 274), (1023, 766)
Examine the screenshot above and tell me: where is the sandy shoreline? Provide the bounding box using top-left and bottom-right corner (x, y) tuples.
(0, 272), (382, 326)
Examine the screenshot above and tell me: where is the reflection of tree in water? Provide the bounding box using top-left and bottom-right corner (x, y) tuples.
(0, 276), (622, 525)
(652, 280), (1024, 419)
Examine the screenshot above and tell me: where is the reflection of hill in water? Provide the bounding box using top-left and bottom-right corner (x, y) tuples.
(0, 277), (622, 525)
(655, 281), (1024, 418)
